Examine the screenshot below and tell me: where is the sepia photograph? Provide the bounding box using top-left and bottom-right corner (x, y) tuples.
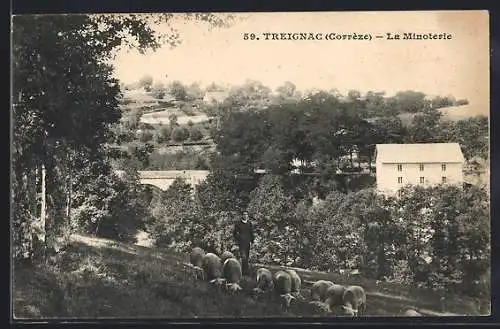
(11, 10), (491, 320)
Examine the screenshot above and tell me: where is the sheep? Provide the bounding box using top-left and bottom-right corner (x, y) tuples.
(252, 267), (274, 298)
(310, 280), (335, 302)
(189, 247), (205, 279)
(221, 250), (236, 264)
(403, 309), (422, 317)
(340, 285), (367, 317)
(286, 269), (304, 300)
(273, 270), (296, 312)
(222, 257), (243, 293)
(324, 284), (347, 314)
(202, 252), (226, 288)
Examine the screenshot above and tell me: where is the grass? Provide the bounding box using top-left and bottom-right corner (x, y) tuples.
(13, 234), (490, 320)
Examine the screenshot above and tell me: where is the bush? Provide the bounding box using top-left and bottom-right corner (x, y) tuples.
(156, 126), (172, 143)
(138, 130), (154, 143)
(189, 127), (204, 141)
(171, 126), (190, 143)
(72, 171), (150, 244)
(143, 170), (490, 300)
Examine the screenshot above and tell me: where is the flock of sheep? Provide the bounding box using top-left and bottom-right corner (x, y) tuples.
(187, 246), (393, 317)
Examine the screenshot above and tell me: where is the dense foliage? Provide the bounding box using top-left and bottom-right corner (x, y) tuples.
(12, 13), (233, 262)
(148, 176), (490, 299)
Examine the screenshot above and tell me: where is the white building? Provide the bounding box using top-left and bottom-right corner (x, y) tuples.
(203, 91), (229, 104)
(375, 143), (465, 195)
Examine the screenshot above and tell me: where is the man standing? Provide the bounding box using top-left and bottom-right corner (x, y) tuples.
(233, 210), (255, 276)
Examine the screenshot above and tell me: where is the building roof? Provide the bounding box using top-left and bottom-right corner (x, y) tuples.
(203, 91), (229, 103)
(375, 143), (465, 164)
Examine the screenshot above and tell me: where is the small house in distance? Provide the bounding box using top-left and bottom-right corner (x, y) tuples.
(203, 91), (229, 104)
(375, 143), (465, 196)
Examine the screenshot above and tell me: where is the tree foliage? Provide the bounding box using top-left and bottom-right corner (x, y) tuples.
(12, 12), (235, 261)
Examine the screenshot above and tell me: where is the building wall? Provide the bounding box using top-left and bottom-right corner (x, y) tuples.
(376, 162), (463, 195)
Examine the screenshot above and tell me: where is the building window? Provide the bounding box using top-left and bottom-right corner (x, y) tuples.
(397, 190), (402, 198)
(442, 163), (446, 171)
(442, 176), (447, 183)
(419, 177), (425, 184)
(419, 163), (425, 171)
(397, 164), (402, 171)
(397, 177), (403, 184)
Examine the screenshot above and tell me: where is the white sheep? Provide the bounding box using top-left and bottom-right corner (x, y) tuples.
(189, 247), (205, 280)
(273, 270), (296, 312)
(202, 252), (226, 287)
(341, 285), (367, 317)
(310, 280), (335, 302)
(222, 257), (243, 293)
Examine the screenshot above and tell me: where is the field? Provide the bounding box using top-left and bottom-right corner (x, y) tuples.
(13, 234), (489, 320)
(396, 104), (489, 127)
(140, 111), (210, 126)
(122, 89), (211, 126)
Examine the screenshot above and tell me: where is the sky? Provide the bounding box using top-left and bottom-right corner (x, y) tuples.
(113, 11), (489, 110)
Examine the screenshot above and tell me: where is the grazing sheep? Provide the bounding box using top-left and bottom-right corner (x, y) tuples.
(256, 267), (274, 292)
(202, 253), (226, 287)
(252, 267), (274, 298)
(273, 270), (296, 312)
(310, 280), (335, 302)
(189, 247), (205, 279)
(286, 269), (304, 300)
(190, 247), (205, 267)
(325, 284), (347, 313)
(341, 285), (367, 317)
(403, 309), (422, 317)
(222, 257), (243, 293)
(221, 251), (235, 264)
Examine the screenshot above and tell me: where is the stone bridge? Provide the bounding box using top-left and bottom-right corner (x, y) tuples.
(116, 170), (210, 191)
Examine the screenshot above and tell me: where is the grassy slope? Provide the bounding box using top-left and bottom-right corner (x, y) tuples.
(13, 234), (490, 320)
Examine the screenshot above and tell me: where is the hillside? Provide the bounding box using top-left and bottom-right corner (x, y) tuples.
(13, 234), (489, 319)
(396, 104), (488, 127)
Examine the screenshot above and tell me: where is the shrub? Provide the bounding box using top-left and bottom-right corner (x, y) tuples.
(171, 126), (190, 143)
(189, 127), (204, 141)
(138, 130), (154, 143)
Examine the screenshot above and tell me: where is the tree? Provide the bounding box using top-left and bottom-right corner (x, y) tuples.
(189, 127), (204, 141)
(247, 174), (297, 265)
(171, 126), (190, 142)
(407, 108), (443, 143)
(151, 82), (166, 99)
(168, 80), (187, 101)
(12, 13), (235, 261)
(186, 82), (203, 100)
(275, 81), (296, 98)
(347, 90), (361, 101)
(146, 177), (195, 249)
(138, 75), (154, 91)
